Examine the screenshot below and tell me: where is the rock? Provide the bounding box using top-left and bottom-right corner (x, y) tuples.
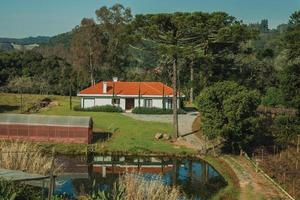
(163, 134), (171, 140)
(177, 136), (186, 142)
(154, 133), (163, 140)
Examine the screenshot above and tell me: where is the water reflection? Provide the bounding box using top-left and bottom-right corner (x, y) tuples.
(55, 155), (227, 200)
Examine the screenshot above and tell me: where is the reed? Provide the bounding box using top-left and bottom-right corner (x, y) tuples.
(118, 174), (186, 200)
(0, 140), (60, 175)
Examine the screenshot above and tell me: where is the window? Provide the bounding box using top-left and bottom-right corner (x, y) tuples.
(144, 99), (153, 108)
(166, 99), (172, 109)
(112, 98), (120, 105)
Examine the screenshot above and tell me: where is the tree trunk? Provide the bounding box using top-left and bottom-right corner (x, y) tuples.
(172, 55), (179, 140)
(189, 60), (194, 103)
(88, 40), (95, 85)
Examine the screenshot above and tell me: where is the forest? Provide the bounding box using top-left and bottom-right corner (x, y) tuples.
(0, 4), (299, 150)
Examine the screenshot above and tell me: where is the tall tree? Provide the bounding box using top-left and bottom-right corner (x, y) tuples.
(284, 11), (300, 60)
(95, 4), (133, 76)
(71, 18), (105, 86)
(133, 13), (210, 139)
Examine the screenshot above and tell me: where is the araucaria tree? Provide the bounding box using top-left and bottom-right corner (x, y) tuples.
(132, 13), (209, 139)
(196, 81), (261, 153)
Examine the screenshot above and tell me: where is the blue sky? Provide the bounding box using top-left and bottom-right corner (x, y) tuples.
(0, 0), (299, 38)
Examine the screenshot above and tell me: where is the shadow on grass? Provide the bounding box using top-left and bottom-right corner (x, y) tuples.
(0, 105), (19, 113)
(92, 131), (112, 143)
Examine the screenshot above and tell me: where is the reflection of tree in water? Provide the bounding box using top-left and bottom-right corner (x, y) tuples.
(72, 173), (119, 196)
(171, 159), (227, 200)
(58, 155), (227, 199)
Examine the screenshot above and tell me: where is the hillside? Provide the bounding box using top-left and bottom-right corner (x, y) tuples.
(0, 36), (50, 45)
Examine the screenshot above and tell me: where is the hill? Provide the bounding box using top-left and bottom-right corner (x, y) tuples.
(0, 36), (50, 45)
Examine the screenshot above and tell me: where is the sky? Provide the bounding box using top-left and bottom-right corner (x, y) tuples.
(0, 0), (299, 38)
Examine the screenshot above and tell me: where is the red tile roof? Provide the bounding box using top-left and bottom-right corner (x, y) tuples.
(79, 81), (174, 96)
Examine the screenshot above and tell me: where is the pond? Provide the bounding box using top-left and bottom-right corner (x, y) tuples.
(54, 154), (227, 200)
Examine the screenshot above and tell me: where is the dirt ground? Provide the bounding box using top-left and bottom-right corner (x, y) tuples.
(223, 155), (286, 200)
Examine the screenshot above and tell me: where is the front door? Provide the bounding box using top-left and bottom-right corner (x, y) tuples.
(125, 98), (135, 110)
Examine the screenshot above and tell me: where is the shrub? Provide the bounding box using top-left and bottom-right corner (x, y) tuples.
(73, 105), (123, 113)
(0, 178), (41, 199)
(261, 87), (284, 106)
(132, 107), (186, 114)
(196, 81), (261, 152)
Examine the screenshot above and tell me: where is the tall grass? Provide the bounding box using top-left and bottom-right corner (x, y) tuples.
(82, 173), (187, 200)
(119, 174), (186, 200)
(0, 140), (60, 175)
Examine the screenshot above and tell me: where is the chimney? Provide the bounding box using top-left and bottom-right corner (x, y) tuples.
(103, 82), (107, 93)
(113, 77), (118, 82)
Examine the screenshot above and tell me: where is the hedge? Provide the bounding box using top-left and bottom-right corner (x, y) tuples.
(73, 105), (123, 113)
(132, 107), (186, 114)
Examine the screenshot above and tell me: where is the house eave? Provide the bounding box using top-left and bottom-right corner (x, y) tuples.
(77, 94), (185, 98)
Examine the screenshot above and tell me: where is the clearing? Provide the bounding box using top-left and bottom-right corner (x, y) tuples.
(0, 93), (194, 155)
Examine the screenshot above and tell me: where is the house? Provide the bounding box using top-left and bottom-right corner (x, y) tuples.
(77, 78), (183, 110)
(0, 114), (93, 144)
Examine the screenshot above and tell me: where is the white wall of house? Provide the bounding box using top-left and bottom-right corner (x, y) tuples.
(120, 98), (126, 110)
(80, 97), (180, 110)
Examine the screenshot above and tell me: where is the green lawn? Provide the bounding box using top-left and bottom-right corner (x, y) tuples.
(0, 93), (194, 155)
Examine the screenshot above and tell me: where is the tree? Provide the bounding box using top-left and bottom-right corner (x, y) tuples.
(8, 76), (32, 113)
(133, 12), (211, 139)
(279, 63), (300, 111)
(71, 18), (105, 86)
(95, 4), (133, 76)
(284, 11), (300, 60)
(272, 115), (300, 147)
(196, 81), (261, 152)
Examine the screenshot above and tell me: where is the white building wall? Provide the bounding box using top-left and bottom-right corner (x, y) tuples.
(152, 99), (163, 108)
(95, 98), (111, 107)
(120, 98), (126, 110)
(134, 98), (144, 108)
(80, 97), (181, 109)
(83, 98), (95, 108)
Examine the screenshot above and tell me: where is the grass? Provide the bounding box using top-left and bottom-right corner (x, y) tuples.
(0, 92), (45, 113)
(88, 173), (186, 200)
(205, 156), (240, 200)
(0, 140), (61, 175)
(0, 93), (194, 155)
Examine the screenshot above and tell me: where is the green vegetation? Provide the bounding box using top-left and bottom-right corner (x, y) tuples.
(196, 81), (261, 152)
(205, 156), (239, 200)
(40, 96), (192, 154)
(0, 93), (193, 155)
(132, 107), (186, 115)
(0, 178), (41, 200)
(73, 105), (123, 113)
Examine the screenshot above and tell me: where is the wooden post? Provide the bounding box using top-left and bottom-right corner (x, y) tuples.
(297, 135), (300, 153)
(48, 148), (55, 200)
(69, 81), (72, 110)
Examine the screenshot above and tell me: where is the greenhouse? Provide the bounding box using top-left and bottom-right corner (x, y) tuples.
(0, 114), (93, 144)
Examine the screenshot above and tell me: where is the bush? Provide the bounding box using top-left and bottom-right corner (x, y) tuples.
(261, 87), (284, 106)
(132, 107), (186, 114)
(73, 105), (123, 113)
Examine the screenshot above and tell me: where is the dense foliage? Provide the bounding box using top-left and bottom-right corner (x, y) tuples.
(0, 4), (299, 150)
(73, 105), (123, 113)
(132, 107), (186, 115)
(196, 81), (261, 152)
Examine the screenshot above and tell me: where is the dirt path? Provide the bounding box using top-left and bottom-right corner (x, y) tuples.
(223, 155), (286, 200)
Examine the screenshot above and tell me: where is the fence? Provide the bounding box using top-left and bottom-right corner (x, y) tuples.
(246, 146), (299, 200)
